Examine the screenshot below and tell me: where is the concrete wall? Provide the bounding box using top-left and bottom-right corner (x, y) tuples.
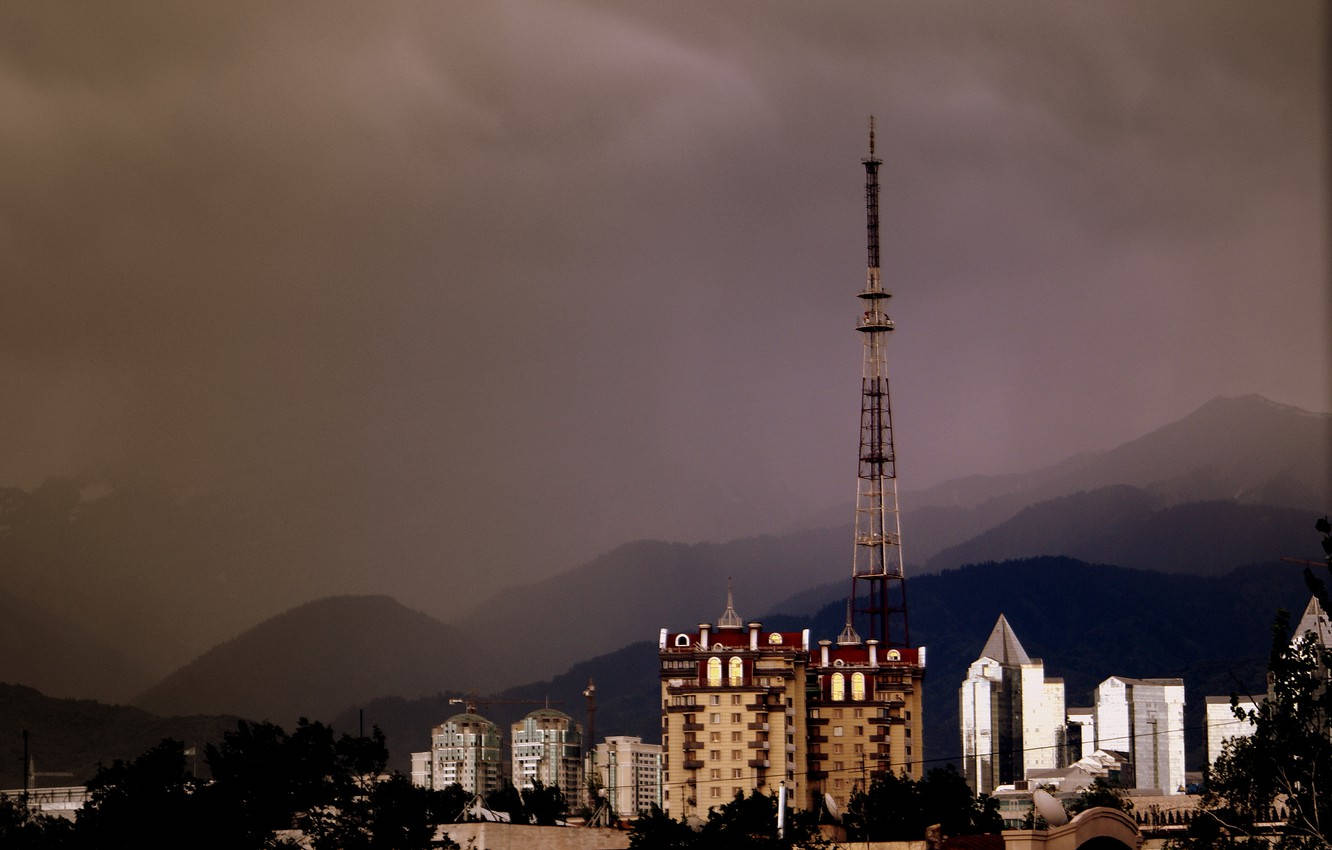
(435, 823), (631, 850)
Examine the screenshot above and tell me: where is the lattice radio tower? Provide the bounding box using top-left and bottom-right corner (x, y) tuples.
(849, 117), (910, 649)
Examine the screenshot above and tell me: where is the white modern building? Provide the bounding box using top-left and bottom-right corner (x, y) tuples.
(1093, 676), (1185, 794)
(959, 614), (1067, 794)
(512, 707), (584, 802)
(591, 736), (662, 817)
(1204, 695), (1257, 767)
(410, 711), (503, 796)
(1066, 707), (1096, 761)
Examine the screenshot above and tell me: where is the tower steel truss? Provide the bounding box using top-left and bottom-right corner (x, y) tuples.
(850, 118), (910, 649)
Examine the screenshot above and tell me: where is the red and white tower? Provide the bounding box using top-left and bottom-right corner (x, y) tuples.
(850, 118), (910, 650)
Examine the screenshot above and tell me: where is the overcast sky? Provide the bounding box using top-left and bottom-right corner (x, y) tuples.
(1, 1), (1326, 605)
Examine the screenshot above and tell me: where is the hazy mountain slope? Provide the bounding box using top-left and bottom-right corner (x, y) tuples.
(0, 479), (347, 681)
(441, 395), (1327, 693)
(0, 683), (241, 789)
(456, 527), (846, 687)
(901, 395), (1330, 563)
(135, 596), (485, 724)
(0, 587), (150, 703)
(924, 487), (1315, 574)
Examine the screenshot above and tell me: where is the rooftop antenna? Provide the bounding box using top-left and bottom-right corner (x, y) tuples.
(849, 115), (910, 648)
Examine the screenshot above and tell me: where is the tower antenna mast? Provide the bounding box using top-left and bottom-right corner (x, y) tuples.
(850, 116), (910, 648)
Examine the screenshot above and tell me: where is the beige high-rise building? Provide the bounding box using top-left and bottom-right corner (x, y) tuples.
(658, 589), (809, 819)
(805, 607), (926, 812)
(592, 736), (662, 817)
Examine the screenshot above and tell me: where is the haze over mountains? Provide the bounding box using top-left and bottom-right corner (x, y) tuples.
(1, 393), (1328, 778)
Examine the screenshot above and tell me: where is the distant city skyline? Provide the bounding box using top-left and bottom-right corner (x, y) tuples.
(0, 2), (1325, 611)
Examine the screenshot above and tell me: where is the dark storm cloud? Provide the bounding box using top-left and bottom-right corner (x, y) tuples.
(0, 2), (1325, 630)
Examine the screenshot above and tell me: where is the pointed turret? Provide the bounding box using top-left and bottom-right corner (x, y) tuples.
(978, 614), (1031, 666)
(837, 599), (862, 646)
(717, 578), (743, 630)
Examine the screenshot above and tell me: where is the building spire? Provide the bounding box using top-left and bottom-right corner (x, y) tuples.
(837, 598), (862, 646)
(717, 577), (743, 630)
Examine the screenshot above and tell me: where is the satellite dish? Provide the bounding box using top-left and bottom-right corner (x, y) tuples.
(823, 792), (842, 822)
(1032, 789), (1069, 827)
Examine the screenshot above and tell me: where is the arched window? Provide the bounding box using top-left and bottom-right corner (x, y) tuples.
(728, 656), (743, 686)
(886, 649), (901, 661)
(851, 672), (866, 701)
(675, 634), (691, 647)
(768, 632), (782, 644)
(831, 672), (845, 702)
(707, 656), (722, 687)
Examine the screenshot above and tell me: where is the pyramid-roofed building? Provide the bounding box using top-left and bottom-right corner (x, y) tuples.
(960, 614), (1067, 795)
(978, 613), (1032, 666)
(1293, 595), (1332, 648)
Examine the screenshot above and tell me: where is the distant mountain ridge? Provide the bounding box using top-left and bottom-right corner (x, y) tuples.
(924, 487), (1315, 574)
(901, 395), (1329, 564)
(447, 395), (1327, 689)
(134, 595), (485, 724)
(6, 394), (1326, 711)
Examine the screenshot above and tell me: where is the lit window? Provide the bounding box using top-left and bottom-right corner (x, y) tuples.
(833, 726), (844, 737)
(831, 672), (845, 702)
(706, 657), (722, 686)
(728, 656), (743, 686)
(768, 632), (782, 644)
(851, 672), (866, 701)
(886, 649), (901, 661)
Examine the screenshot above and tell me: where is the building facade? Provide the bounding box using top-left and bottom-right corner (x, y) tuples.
(410, 711), (503, 796)
(658, 591), (810, 820)
(959, 615), (1067, 794)
(512, 708), (584, 802)
(1204, 695), (1257, 767)
(806, 631), (925, 811)
(593, 736), (662, 817)
(1094, 676), (1185, 794)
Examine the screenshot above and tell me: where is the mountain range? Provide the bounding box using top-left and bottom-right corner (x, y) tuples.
(1, 393), (1328, 782)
